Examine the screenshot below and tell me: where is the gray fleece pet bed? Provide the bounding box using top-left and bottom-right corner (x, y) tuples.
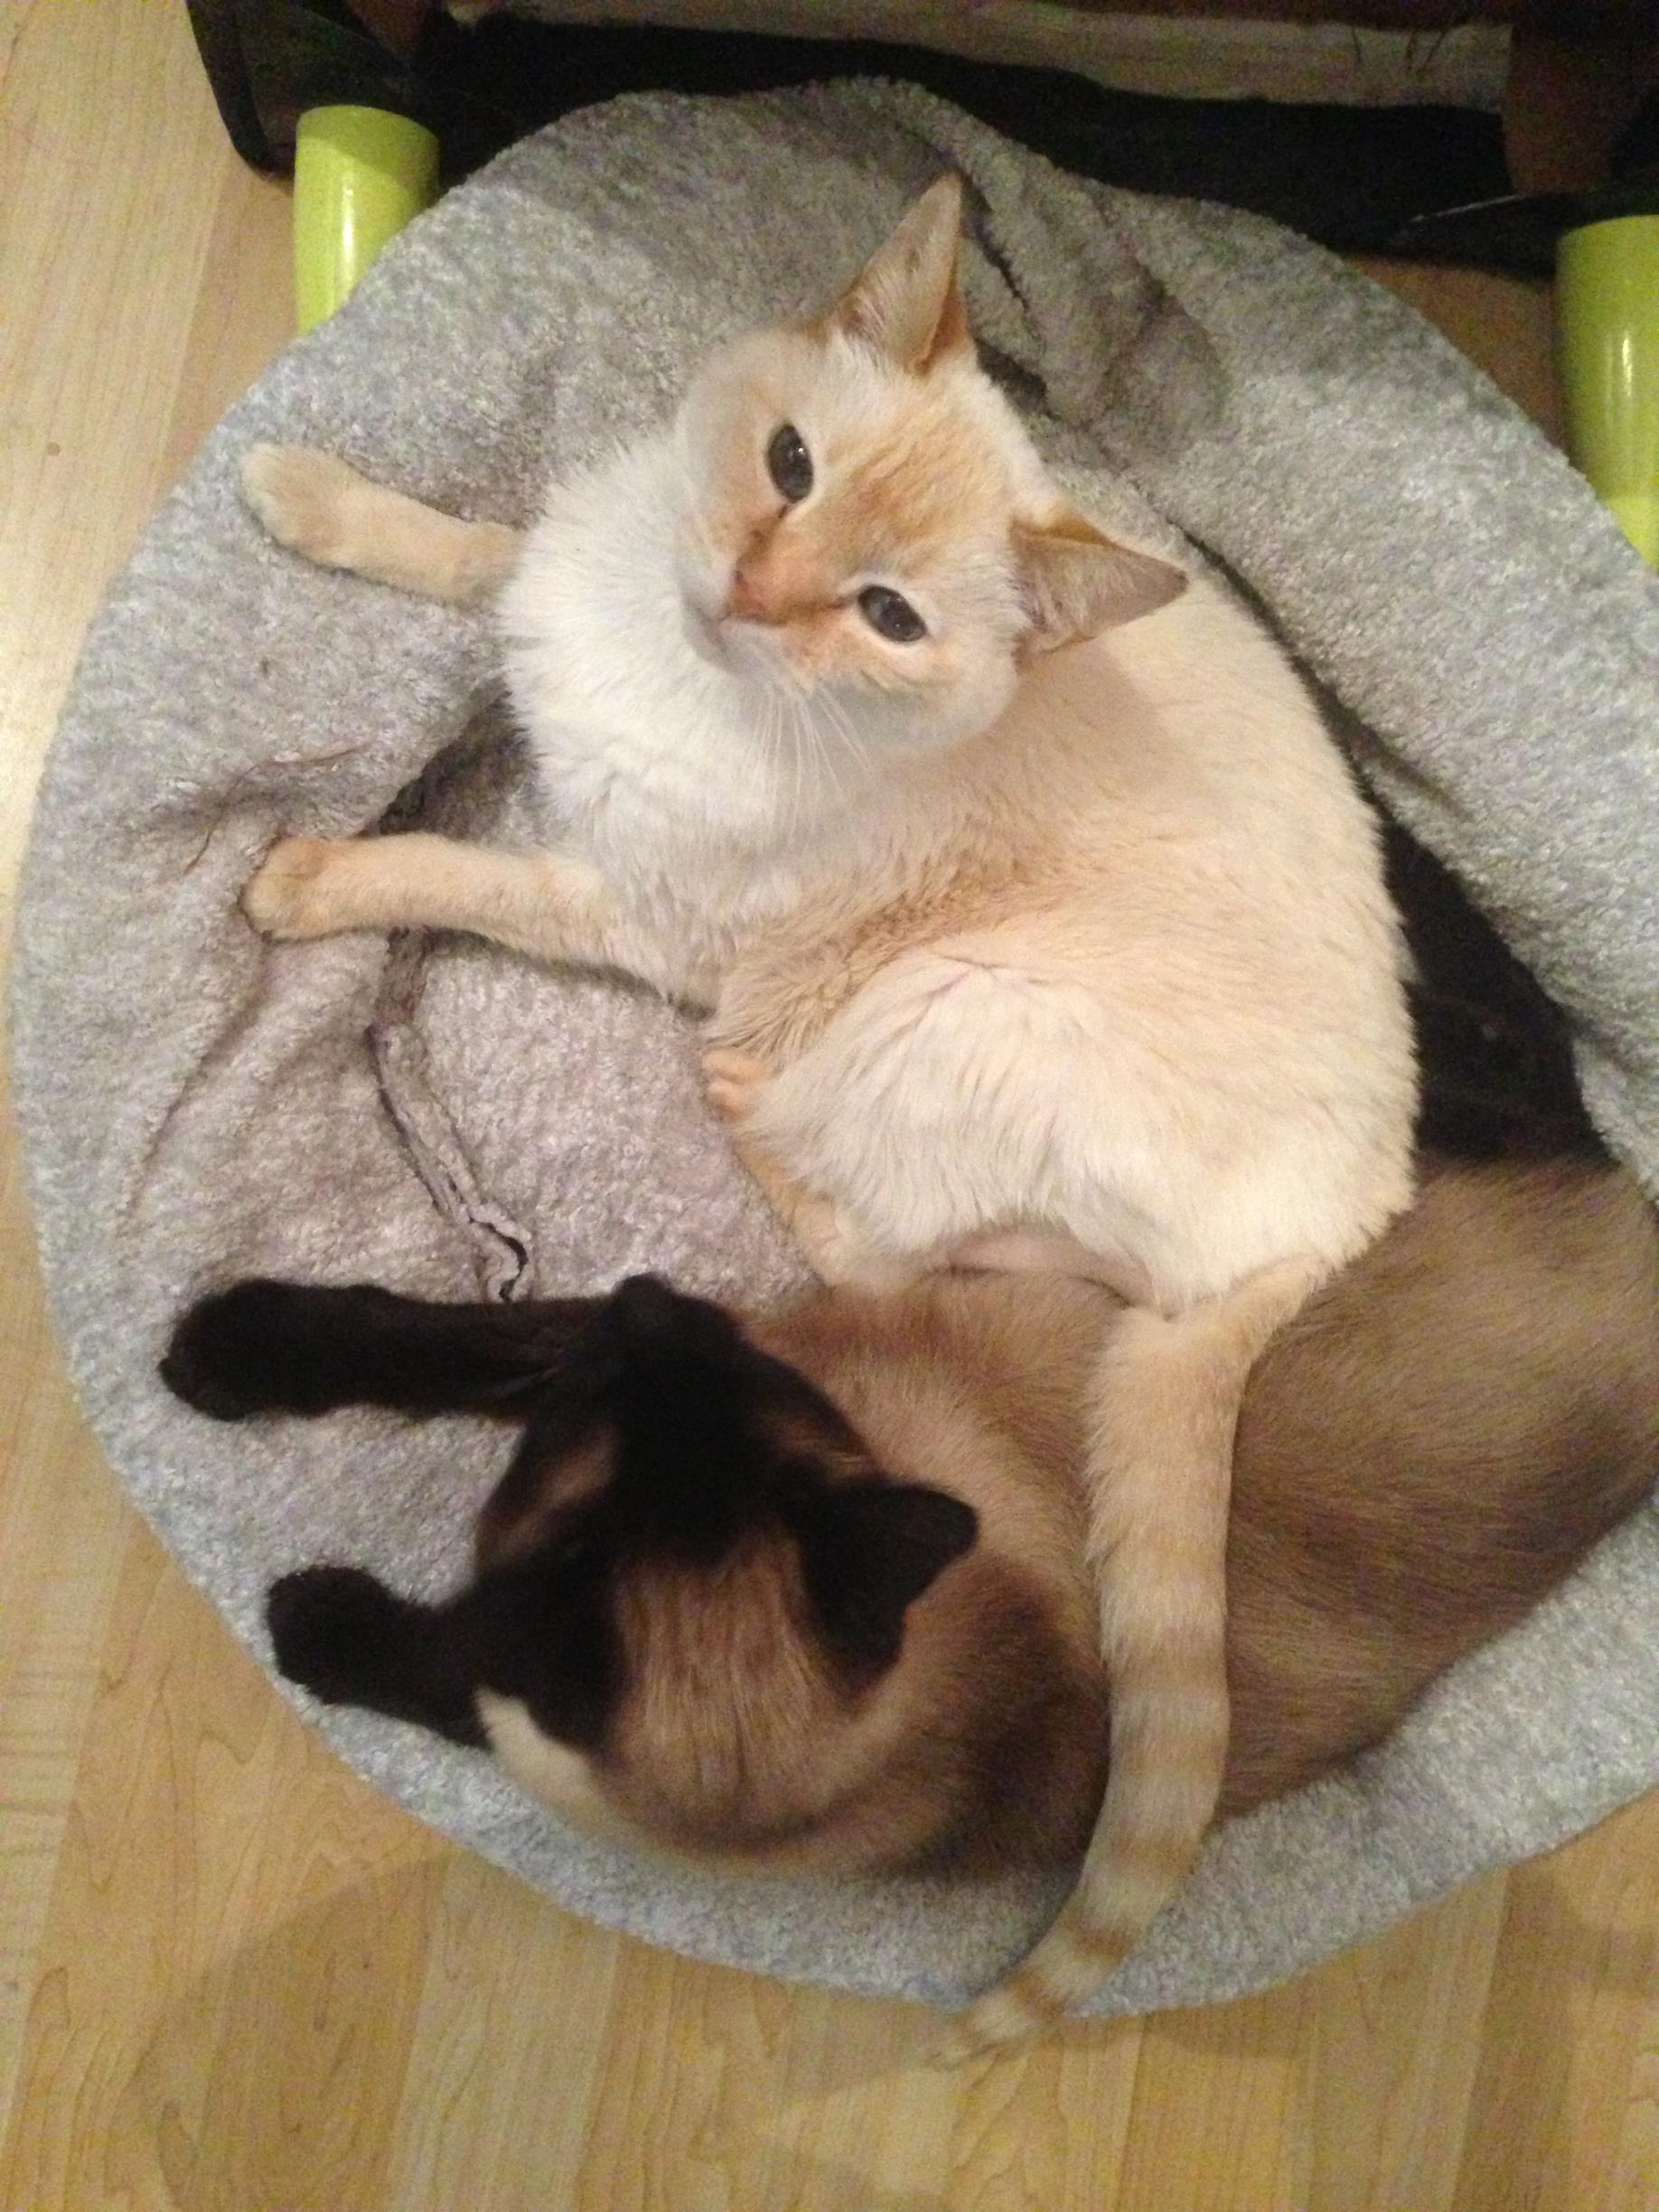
(15, 83), (1659, 2016)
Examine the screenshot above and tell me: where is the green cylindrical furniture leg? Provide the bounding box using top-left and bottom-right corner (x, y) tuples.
(1558, 213), (1659, 568)
(294, 105), (439, 335)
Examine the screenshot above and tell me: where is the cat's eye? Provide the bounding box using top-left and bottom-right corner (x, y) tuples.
(766, 424), (813, 503)
(858, 586), (927, 643)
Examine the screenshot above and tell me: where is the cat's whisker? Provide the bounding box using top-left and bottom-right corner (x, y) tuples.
(788, 697), (830, 826)
(806, 698), (858, 830)
(775, 690), (807, 846)
(814, 689), (876, 799)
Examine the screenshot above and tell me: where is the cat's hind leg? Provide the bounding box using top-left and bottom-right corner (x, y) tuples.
(242, 444), (521, 604)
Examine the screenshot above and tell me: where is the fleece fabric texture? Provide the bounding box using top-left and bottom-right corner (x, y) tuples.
(14, 84), (1659, 2015)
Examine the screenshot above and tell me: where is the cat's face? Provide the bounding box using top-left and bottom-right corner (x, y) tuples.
(670, 177), (1186, 755)
(463, 1278), (980, 1869)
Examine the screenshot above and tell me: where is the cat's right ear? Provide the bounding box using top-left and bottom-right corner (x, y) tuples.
(825, 175), (972, 375)
(791, 1478), (979, 1675)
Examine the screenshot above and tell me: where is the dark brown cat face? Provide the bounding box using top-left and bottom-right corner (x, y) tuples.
(164, 1272), (978, 1861)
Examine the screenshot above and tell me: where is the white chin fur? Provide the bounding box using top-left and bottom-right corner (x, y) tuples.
(714, 617), (788, 687)
(680, 598), (735, 673)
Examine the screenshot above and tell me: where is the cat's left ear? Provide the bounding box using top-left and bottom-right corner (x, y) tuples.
(1016, 510), (1187, 651)
(827, 174), (972, 374)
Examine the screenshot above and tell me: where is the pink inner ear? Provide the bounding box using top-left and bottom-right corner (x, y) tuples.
(828, 176), (972, 375)
(919, 276), (971, 374)
(1017, 517), (1188, 651)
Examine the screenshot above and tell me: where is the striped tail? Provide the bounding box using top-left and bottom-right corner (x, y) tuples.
(948, 1256), (1328, 2057)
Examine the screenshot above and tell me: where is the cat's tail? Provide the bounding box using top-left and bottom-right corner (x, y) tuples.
(949, 1254), (1329, 2057)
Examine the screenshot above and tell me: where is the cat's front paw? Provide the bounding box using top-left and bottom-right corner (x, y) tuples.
(242, 443), (366, 569)
(267, 1565), (411, 1704)
(162, 1278), (351, 1418)
(243, 836), (343, 938)
(701, 1046), (770, 1126)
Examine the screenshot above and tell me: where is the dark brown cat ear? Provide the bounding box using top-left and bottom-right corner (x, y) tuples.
(604, 1273), (742, 1357)
(1016, 510), (1187, 651)
(825, 175), (972, 374)
(792, 1478), (979, 1675)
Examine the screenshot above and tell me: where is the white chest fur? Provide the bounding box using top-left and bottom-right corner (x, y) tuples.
(499, 438), (883, 974)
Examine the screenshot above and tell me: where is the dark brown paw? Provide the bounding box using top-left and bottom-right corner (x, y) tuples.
(266, 1566), (485, 1746)
(161, 1278), (398, 1418)
(267, 1565), (411, 1703)
(162, 1279), (324, 1418)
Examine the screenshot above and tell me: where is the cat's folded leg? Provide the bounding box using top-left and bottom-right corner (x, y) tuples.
(243, 831), (649, 976)
(242, 445), (522, 604)
(702, 1048), (923, 1293)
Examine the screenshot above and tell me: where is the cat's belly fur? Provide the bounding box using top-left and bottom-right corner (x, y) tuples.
(734, 935), (1413, 1309)
(699, 673), (1417, 1307)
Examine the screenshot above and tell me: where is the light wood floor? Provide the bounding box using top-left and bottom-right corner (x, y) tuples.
(3, 5), (1655, 2206)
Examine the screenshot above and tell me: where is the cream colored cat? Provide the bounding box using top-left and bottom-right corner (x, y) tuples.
(239, 177), (1416, 2045)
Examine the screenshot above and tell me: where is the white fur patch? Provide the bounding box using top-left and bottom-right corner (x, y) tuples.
(477, 1692), (611, 1828)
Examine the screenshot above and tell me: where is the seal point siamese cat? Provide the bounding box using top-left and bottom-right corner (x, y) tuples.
(162, 1158), (1657, 2045)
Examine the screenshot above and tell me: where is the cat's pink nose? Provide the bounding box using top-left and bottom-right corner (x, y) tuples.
(724, 563), (778, 625)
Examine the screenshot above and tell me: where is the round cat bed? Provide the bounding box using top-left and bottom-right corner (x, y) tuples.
(15, 82), (1659, 2016)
